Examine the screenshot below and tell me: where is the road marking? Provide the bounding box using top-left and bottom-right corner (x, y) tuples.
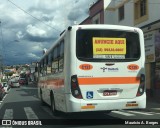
(3, 109), (13, 119)
(3, 94), (7, 100)
(24, 107), (39, 119)
(147, 112), (160, 115)
(111, 111), (135, 116)
(151, 108), (160, 110)
(127, 110), (154, 115)
(0, 94), (7, 102)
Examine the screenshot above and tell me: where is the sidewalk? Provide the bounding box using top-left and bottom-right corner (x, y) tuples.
(146, 97), (160, 113)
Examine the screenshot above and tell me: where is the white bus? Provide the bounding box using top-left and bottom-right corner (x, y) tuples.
(38, 24), (146, 115)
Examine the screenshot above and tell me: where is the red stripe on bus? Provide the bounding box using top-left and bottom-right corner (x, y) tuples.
(38, 79), (64, 88)
(78, 77), (140, 85)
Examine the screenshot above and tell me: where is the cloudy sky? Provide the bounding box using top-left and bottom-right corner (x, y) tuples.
(0, 0), (97, 65)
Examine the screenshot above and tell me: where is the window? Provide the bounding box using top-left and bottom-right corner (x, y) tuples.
(46, 55), (48, 65)
(76, 29), (140, 62)
(53, 47), (57, 59)
(118, 5), (124, 21)
(52, 47), (58, 73)
(52, 60), (58, 73)
(59, 40), (64, 72)
(134, 0), (148, 24)
(93, 19), (99, 24)
(40, 59), (46, 76)
(47, 53), (52, 74)
(57, 44), (60, 57)
(140, 0), (146, 16)
(60, 40), (64, 56)
(46, 39), (65, 74)
(48, 53), (52, 66)
(92, 13), (100, 24)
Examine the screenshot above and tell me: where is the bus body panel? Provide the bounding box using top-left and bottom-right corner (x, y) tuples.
(69, 25), (145, 100)
(38, 25), (146, 113)
(66, 93), (146, 112)
(76, 60), (143, 100)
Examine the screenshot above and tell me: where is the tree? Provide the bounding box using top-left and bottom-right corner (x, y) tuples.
(5, 71), (14, 77)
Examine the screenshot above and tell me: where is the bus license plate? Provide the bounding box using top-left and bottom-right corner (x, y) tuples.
(103, 90), (117, 96)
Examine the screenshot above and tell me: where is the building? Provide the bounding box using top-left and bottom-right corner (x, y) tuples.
(80, 0), (160, 101)
(80, 0), (110, 24)
(30, 62), (38, 84)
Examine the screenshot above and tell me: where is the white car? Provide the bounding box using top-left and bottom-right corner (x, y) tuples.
(10, 81), (20, 88)
(8, 79), (20, 88)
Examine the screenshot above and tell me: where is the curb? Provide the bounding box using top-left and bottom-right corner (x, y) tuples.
(147, 108), (160, 113)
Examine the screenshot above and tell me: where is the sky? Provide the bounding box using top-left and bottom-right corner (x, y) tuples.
(0, 0), (97, 65)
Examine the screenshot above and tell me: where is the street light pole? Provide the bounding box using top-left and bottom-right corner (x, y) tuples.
(0, 20), (3, 73)
(0, 20), (3, 78)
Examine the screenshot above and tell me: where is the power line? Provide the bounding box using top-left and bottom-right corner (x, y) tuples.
(0, 21), (4, 65)
(113, 0), (160, 4)
(7, 0), (61, 33)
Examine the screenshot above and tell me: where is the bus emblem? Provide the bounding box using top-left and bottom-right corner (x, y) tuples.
(127, 64), (139, 70)
(86, 91), (93, 99)
(79, 64), (93, 70)
(101, 67), (107, 72)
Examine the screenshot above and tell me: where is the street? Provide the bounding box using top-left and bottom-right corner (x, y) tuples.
(1, 0), (160, 128)
(0, 83), (160, 128)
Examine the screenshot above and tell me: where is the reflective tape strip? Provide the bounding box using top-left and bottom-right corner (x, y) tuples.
(81, 105), (95, 109)
(78, 77), (140, 85)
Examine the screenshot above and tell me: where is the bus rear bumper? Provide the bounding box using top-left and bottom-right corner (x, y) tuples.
(66, 93), (146, 112)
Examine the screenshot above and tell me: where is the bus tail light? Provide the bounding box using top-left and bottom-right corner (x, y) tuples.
(71, 75), (83, 99)
(136, 74), (145, 97)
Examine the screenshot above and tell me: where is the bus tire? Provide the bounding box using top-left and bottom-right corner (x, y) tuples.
(40, 90), (45, 105)
(51, 94), (59, 116)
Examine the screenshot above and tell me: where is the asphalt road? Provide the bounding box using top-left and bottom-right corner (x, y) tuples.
(0, 83), (160, 128)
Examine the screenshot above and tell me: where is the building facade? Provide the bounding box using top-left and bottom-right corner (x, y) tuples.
(80, 0), (160, 101)
(80, 0), (112, 24)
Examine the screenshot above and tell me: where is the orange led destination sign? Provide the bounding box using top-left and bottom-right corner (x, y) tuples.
(93, 37), (126, 55)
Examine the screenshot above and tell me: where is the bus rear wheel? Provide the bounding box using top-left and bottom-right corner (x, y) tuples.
(51, 95), (59, 116)
(40, 90), (45, 105)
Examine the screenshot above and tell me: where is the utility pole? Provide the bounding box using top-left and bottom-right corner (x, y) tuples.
(0, 20), (4, 75)
(0, 20), (2, 78)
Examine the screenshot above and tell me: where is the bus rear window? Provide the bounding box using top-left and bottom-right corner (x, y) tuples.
(76, 29), (140, 62)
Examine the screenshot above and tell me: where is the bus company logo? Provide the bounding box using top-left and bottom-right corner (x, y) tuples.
(100, 67), (119, 72)
(79, 64), (93, 70)
(101, 67), (107, 72)
(108, 68), (119, 72)
(127, 64), (139, 70)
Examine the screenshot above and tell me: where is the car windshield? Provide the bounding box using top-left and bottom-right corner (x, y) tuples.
(13, 81), (18, 83)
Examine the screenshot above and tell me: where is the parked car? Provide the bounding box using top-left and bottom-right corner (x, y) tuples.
(8, 79), (12, 87)
(18, 78), (27, 85)
(2, 82), (10, 94)
(10, 81), (20, 88)
(0, 83), (5, 100)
